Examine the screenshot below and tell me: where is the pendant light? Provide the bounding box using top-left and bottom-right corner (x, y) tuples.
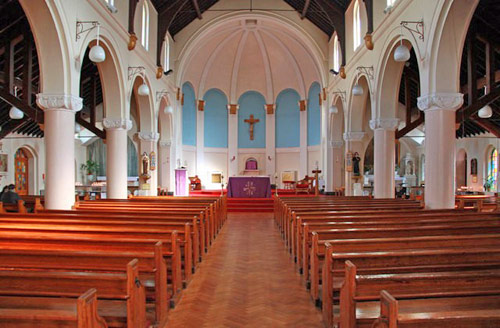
(138, 80), (150, 97)
(165, 105), (173, 114)
(329, 105), (338, 114)
(394, 27), (410, 62)
(9, 87), (24, 120)
(89, 25), (106, 63)
(478, 105), (493, 119)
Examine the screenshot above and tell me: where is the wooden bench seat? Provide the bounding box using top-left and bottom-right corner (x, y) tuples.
(340, 260), (500, 328)
(0, 260), (148, 328)
(371, 291), (500, 328)
(0, 289), (107, 328)
(322, 246), (500, 327)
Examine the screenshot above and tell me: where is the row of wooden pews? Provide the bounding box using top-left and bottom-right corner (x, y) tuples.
(0, 195), (227, 327)
(274, 196), (500, 327)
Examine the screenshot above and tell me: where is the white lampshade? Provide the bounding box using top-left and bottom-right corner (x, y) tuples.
(394, 43), (410, 62)
(329, 105), (338, 114)
(138, 83), (150, 96)
(9, 106), (24, 120)
(165, 105), (173, 114)
(75, 123), (82, 133)
(478, 105), (493, 118)
(352, 84), (363, 96)
(89, 44), (106, 63)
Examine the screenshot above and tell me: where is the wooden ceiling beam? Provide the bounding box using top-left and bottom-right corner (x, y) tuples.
(156, 0), (189, 66)
(301, 0), (311, 19)
(192, 0), (202, 19)
(0, 117), (28, 139)
(128, 0), (140, 34)
(457, 85), (500, 122)
(76, 114), (106, 140)
(0, 89), (43, 124)
(396, 109), (424, 139)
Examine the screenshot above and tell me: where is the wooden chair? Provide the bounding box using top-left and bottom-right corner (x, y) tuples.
(295, 178), (310, 194)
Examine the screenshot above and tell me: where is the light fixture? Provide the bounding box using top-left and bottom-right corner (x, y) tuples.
(164, 69), (173, 76)
(394, 25), (410, 62)
(329, 105), (338, 114)
(352, 83), (363, 96)
(75, 123), (82, 133)
(165, 105), (173, 114)
(89, 25), (106, 63)
(138, 81), (150, 96)
(478, 105), (493, 119)
(9, 87), (23, 120)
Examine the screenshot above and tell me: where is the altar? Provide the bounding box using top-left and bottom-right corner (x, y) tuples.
(227, 176), (272, 198)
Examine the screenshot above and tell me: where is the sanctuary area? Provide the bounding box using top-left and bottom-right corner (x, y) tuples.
(0, 0), (499, 327)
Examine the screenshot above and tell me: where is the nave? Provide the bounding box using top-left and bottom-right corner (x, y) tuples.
(166, 212), (323, 328)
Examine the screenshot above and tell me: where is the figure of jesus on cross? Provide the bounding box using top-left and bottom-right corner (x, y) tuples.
(244, 114), (260, 140)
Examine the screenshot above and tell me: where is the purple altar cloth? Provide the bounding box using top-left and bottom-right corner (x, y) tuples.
(245, 160), (258, 170)
(227, 177), (271, 198)
(175, 169), (188, 196)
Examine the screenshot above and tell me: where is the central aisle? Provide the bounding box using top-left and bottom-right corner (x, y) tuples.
(166, 212), (324, 327)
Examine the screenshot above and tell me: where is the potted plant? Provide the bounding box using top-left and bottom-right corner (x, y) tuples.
(484, 177), (495, 192)
(80, 160), (99, 184)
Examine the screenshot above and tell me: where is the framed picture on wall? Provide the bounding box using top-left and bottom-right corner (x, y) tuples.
(0, 154), (7, 174)
(211, 172), (222, 184)
(346, 151), (353, 172)
(471, 158), (478, 175)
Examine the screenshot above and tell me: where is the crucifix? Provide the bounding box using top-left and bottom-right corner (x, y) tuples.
(244, 114), (260, 140)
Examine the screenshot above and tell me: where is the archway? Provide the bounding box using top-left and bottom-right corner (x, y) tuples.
(14, 147), (37, 195)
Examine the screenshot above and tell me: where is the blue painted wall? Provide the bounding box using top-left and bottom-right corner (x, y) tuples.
(204, 89), (228, 148)
(238, 91), (266, 148)
(276, 89), (300, 148)
(307, 82), (321, 146)
(182, 82), (196, 146)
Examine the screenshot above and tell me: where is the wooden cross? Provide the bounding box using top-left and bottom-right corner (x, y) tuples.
(244, 114), (260, 140)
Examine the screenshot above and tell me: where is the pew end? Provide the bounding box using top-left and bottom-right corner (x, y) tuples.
(77, 288), (108, 328)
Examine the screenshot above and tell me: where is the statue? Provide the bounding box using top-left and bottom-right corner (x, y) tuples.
(352, 152), (361, 176)
(244, 114), (260, 140)
(141, 152), (151, 181)
(405, 160), (414, 175)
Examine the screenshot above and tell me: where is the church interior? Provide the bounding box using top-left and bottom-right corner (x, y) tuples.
(0, 0), (500, 327)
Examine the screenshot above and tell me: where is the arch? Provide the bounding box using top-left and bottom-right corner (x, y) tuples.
(15, 146), (37, 195)
(130, 74), (154, 133)
(238, 91), (266, 148)
(330, 96), (345, 142)
(276, 89), (300, 148)
(18, 0), (71, 94)
(347, 74), (372, 131)
(203, 88), (228, 148)
(182, 82), (197, 146)
(427, 0), (479, 94)
(307, 82), (321, 146)
(456, 148), (467, 188)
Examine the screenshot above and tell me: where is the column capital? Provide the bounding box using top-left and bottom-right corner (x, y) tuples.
(159, 140), (172, 147)
(329, 140), (344, 148)
(36, 94), (82, 112)
(343, 131), (365, 142)
(138, 131), (160, 142)
(103, 118), (132, 131)
(417, 92), (464, 112)
(369, 118), (400, 131)
(265, 104), (275, 115)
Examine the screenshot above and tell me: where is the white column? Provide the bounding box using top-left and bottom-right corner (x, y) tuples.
(138, 132), (160, 196)
(103, 118), (132, 199)
(370, 118), (399, 199)
(343, 132), (365, 196)
(418, 93), (464, 209)
(265, 105), (276, 177)
(196, 106), (204, 179)
(331, 141), (344, 190)
(228, 105), (239, 176)
(36, 94), (82, 209)
(299, 106), (308, 178)
(158, 140), (172, 191)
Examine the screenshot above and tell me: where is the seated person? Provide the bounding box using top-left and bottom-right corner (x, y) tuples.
(1, 184), (21, 204)
(189, 175), (202, 190)
(296, 176), (311, 194)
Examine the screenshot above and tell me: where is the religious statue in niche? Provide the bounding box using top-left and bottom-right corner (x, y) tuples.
(405, 160), (414, 175)
(244, 114), (260, 140)
(352, 152), (361, 176)
(471, 158), (478, 183)
(141, 152), (151, 181)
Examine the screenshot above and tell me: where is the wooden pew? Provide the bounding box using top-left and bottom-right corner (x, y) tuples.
(0, 288), (107, 328)
(0, 242), (168, 325)
(322, 246), (500, 327)
(0, 200), (27, 213)
(0, 260), (148, 328)
(372, 290), (500, 328)
(340, 260), (500, 328)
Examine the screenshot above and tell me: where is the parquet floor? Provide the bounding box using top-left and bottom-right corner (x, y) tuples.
(166, 212), (324, 328)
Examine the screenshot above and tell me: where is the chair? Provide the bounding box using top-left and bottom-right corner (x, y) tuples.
(295, 177), (311, 194)
(189, 175), (202, 191)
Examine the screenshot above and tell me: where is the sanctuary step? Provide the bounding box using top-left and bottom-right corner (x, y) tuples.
(227, 198), (274, 213)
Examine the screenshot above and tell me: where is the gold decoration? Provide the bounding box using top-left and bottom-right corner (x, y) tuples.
(299, 100), (306, 111)
(181, 93), (184, 106)
(228, 104), (238, 115)
(198, 100), (205, 111)
(176, 88), (180, 100)
(339, 66), (346, 79)
(156, 66), (163, 79)
(128, 34), (138, 51)
(364, 33), (374, 50)
(322, 88), (327, 101)
(265, 104), (275, 115)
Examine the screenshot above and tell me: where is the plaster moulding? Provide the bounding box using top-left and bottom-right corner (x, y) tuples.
(138, 132), (160, 142)
(369, 118), (400, 131)
(343, 132), (366, 142)
(36, 94), (83, 112)
(159, 140), (172, 147)
(329, 140), (344, 148)
(102, 118), (132, 130)
(417, 93), (464, 112)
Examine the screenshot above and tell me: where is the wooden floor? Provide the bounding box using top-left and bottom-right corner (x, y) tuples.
(166, 212), (324, 328)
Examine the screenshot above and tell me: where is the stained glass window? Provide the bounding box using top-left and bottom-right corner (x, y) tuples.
(353, 0), (362, 50)
(141, 1), (149, 50)
(488, 148), (498, 190)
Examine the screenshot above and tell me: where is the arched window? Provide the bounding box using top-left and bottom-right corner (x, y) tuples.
(141, 1), (149, 50)
(487, 148), (498, 190)
(353, 0), (362, 50)
(333, 35), (340, 72)
(163, 38), (170, 72)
